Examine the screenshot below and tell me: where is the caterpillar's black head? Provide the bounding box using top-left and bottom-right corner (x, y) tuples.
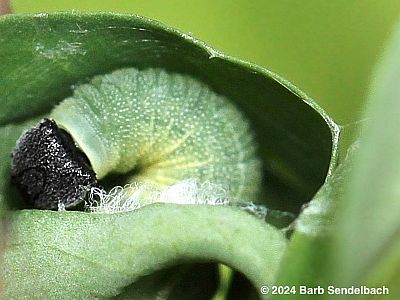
(11, 119), (102, 210)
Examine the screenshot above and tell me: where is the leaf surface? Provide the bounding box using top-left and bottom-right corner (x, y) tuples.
(0, 13), (339, 298)
(3, 205), (286, 299)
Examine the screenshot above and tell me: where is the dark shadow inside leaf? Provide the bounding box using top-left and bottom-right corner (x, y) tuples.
(226, 271), (260, 300)
(112, 263), (219, 300)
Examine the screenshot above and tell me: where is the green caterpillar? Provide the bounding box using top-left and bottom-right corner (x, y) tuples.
(12, 68), (261, 210)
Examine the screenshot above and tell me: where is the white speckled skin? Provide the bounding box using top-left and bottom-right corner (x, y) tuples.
(51, 68), (261, 203)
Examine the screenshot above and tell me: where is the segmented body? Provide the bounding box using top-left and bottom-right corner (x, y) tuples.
(48, 68), (261, 204)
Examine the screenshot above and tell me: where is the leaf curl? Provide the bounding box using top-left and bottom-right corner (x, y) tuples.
(3, 204), (286, 299)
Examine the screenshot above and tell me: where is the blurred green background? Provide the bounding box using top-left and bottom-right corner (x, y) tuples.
(12, 0), (400, 125)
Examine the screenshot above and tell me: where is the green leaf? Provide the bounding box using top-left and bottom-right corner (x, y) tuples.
(3, 205), (286, 299)
(273, 143), (358, 299)
(332, 21), (400, 295)
(0, 12), (338, 298)
(0, 12), (337, 212)
(275, 20), (400, 300)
